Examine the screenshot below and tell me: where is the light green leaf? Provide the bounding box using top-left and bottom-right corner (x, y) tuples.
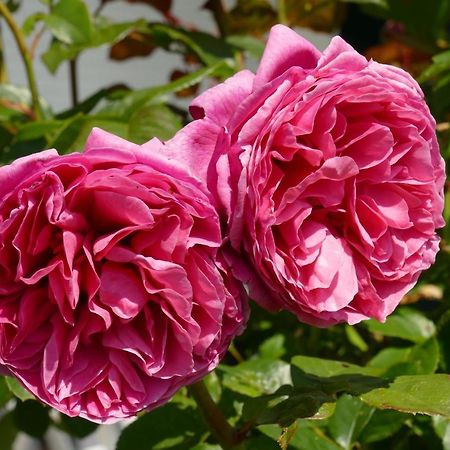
(259, 422), (342, 450)
(42, 19), (146, 73)
(5, 377), (34, 401)
(368, 338), (440, 377)
(220, 359), (291, 397)
(291, 355), (382, 378)
(128, 103), (182, 143)
(361, 374), (450, 417)
(22, 12), (46, 36)
(364, 308), (436, 343)
(328, 395), (374, 450)
(345, 325), (369, 352)
(100, 61), (229, 118)
(259, 334), (286, 360)
(44, 0), (92, 45)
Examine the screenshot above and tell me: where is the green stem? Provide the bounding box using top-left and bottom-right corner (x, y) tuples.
(69, 57), (78, 107)
(188, 380), (242, 450)
(207, 0), (229, 38)
(0, 0), (43, 120)
(277, 0), (288, 25)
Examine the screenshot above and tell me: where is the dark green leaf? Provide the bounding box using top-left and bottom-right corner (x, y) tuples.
(57, 414), (98, 438)
(148, 23), (235, 68)
(116, 403), (207, 450)
(360, 410), (409, 444)
(225, 35), (265, 59)
(0, 412), (19, 450)
(0, 376), (13, 407)
(49, 114), (128, 153)
(364, 308), (436, 343)
(14, 400), (50, 438)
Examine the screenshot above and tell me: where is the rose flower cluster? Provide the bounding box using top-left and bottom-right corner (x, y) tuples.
(0, 25), (444, 422)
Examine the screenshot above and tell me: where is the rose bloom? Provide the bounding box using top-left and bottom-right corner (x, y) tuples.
(165, 25), (445, 326)
(0, 128), (246, 422)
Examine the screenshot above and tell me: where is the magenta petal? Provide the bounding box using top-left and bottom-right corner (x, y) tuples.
(190, 70), (255, 126)
(254, 24), (321, 88)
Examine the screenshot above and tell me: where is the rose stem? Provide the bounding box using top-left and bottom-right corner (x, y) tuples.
(277, 0), (288, 25)
(188, 380), (243, 449)
(0, 0), (43, 120)
(206, 0), (229, 38)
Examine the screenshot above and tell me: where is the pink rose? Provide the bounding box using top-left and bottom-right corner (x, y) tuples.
(165, 25), (445, 326)
(0, 128), (246, 423)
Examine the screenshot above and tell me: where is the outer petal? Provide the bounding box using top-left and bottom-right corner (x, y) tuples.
(190, 70), (255, 126)
(254, 24), (321, 89)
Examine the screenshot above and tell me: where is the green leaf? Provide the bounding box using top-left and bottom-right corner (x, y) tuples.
(190, 445), (222, 450)
(57, 414), (98, 438)
(0, 412), (19, 450)
(14, 400), (50, 438)
(42, 40), (79, 73)
(291, 355), (382, 378)
(337, 0), (387, 6)
(22, 12), (46, 36)
(0, 84), (52, 119)
(43, 0), (92, 45)
(360, 410), (409, 444)
(259, 422), (342, 450)
(258, 334), (286, 360)
(364, 308), (436, 343)
(56, 88), (111, 119)
(148, 23), (235, 69)
(328, 395), (374, 450)
(241, 368), (386, 427)
(242, 384), (331, 426)
(345, 325), (369, 352)
(368, 338), (440, 377)
(5, 377), (34, 401)
(42, 19), (146, 73)
(0, 376), (13, 407)
(128, 103), (182, 143)
(49, 114), (128, 153)
(220, 359), (291, 397)
(361, 374), (450, 417)
(100, 61), (229, 118)
(116, 403), (207, 450)
(225, 35), (265, 59)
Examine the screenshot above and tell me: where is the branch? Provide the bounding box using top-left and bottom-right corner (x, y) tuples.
(0, 0), (43, 120)
(188, 380), (243, 449)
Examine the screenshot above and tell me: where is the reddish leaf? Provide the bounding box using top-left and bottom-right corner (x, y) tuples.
(109, 31), (155, 60)
(170, 70), (199, 97)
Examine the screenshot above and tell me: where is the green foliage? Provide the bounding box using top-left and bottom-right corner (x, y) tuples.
(0, 1), (449, 450)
